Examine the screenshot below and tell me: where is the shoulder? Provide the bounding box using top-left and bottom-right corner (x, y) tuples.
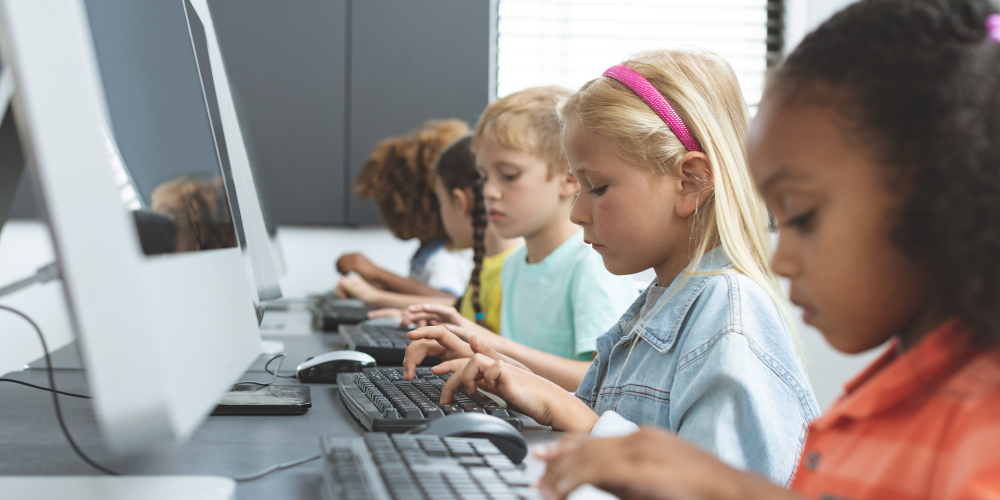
(688, 272), (786, 337)
(937, 352), (1000, 494)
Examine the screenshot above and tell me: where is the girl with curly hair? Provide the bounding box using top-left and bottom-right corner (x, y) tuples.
(535, 1), (1000, 499)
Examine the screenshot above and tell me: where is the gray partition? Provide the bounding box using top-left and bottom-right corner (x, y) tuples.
(6, 0), (497, 228)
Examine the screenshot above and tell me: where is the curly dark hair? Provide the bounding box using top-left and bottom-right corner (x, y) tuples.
(773, 0), (1000, 344)
(353, 119), (469, 242)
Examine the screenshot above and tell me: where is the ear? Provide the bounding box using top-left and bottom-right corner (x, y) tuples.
(675, 152), (713, 218)
(451, 187), (475, 217)
(558, 163), (581, 198)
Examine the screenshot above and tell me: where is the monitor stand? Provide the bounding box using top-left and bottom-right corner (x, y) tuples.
(0, 476), (235, 499)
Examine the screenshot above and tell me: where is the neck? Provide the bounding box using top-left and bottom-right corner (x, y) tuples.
(652, 226), (697, 287)
(896, 303), (947, 353)
(524, 210), (579, 264)
(483, 225), (521, 258)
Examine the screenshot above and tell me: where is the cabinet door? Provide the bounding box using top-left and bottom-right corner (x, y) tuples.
(347, 0), (496, 226)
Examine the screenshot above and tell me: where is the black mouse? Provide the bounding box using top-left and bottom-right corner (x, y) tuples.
(407, 412), (527, 464)
(296, 350), (375, 383)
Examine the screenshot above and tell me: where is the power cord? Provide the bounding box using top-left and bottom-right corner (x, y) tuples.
(0, 304), (120, 475)
(0, 305), (320, 482)
(263, 353), (298, 379)
(234, 353), (288, 386)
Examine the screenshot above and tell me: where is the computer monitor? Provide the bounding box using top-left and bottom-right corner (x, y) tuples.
(182, 0), (283, 312)
(0, 0), (264, 449)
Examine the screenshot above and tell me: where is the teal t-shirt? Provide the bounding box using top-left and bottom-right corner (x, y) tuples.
(499, 231), (638, 360)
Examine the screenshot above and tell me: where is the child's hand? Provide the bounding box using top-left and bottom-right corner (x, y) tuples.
(335, 253), (377, 278)
(366, 308), (402, 319)
(401, 326), (476, 380)
(401, 303), (467, 328)
(434, 341), (597, 432)
(534, 428), (789, 500)
(335, 274), (381, 303)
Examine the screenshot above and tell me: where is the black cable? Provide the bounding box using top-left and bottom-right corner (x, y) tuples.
(1, 306), (318, 482)
(0, 305), (120, 475)
(263, 353), (297, 379)
(232, 454), (322, 482)
(235, 353), (287, 386)
(0, 377), (90, 399)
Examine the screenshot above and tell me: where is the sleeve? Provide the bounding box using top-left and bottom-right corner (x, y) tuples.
(669, 332), (810, 487)
(424, 249), (473, 296)
(570, 254), (638, 360)
(590, 410), (639, 438)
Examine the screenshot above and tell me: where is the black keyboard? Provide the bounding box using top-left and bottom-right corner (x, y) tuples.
(338, 367), (523, 433)
(309, 295), (375, 331)
(341, 324), (438, 366)
(321, 433), (540, 500)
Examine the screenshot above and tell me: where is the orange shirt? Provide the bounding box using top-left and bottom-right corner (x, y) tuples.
(792, 319), (1000, 500)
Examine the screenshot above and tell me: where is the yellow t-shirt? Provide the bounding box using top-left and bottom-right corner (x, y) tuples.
(458, 246), (519, 333)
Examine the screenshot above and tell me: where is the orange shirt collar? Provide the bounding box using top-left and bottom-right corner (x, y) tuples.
(811, 318), (973, 431)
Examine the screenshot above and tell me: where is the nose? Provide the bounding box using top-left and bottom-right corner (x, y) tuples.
(769, 230), (800, 279)
(482, 175), (501, 201)
(569, 192), (590, 226)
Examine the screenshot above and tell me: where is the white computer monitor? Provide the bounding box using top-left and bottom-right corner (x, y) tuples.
(182, 0), (283, 311)
(0, 0), (263, 450)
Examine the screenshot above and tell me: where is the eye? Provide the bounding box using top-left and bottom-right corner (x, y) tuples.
(784, 211), (815, 232)
(502, 172), (520, 182)
(588, 185), (608, 196)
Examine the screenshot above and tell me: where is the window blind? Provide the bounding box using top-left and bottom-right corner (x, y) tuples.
(496, 0), (780, 110)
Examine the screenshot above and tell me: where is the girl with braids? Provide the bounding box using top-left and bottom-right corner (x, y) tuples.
(357, 136), (521, 326)
(335, 119), (475, 306)
(536, 1), (1000, 499)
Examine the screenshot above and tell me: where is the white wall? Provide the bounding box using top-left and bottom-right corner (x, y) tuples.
(785, 0), (858, 55)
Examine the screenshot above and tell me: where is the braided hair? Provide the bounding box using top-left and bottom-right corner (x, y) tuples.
(433, 136), (489, 325)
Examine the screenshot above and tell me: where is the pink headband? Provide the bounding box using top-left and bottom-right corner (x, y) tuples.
(602, 64), (702, 153)
(989, 14), (1000, 42)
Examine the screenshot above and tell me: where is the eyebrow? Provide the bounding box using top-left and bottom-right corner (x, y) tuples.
(757, 168), (805, 194)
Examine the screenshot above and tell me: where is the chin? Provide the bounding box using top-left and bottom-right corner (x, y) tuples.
(599, 255), (641, 276)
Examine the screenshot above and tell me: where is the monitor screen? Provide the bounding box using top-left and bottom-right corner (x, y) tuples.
(84, 0), (238, 256)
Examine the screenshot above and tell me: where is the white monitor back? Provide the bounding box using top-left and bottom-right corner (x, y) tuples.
(0, 0), (262, 450)
(183, 0), (282, 309)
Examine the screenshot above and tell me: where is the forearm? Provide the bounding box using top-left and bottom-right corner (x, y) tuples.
(372, 268), (457, 298)
(712, 471), (806, 500)
(486, 337), (590, 391)
(366, 290), (457, 309)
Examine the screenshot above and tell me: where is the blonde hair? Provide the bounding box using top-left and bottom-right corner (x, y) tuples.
(558, 48), (801, 358)
(472, 85), (573, 177)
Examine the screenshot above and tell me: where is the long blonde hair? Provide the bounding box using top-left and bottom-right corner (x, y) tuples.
(558, 48), (801, 357)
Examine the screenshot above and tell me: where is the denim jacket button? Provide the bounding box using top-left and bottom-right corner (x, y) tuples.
(805, 451), (821, 471)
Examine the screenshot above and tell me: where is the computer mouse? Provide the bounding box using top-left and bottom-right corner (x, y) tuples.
(406, 412), (527, 464)
(296, 350), (375, 383)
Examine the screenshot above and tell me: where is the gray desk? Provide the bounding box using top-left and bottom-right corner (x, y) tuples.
(0, 313), (560, 499)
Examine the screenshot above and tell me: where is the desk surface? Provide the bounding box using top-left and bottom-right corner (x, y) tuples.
(0, 312), (561, 500)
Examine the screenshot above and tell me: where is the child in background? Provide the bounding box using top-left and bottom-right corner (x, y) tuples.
(536, 1), (1000, 499)
(335, 119), (472, 304)
(405, 86), (638, 392)
(406, 50), (816, 486)
(361, 136), (522, 328)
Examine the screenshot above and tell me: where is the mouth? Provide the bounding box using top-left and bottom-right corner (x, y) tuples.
(583, 238), (605, 251)
(790, 295), (817, 324)
(488, 209), (505, 223)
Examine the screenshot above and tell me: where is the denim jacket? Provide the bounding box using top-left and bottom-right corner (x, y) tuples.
(576, 247), (820, 486)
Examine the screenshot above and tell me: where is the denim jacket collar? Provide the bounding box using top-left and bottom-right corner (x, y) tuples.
(631, 247), (734, 353)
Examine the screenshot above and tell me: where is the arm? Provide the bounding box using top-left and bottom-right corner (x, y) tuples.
(336, 275), (457, 308)
(535, 428), (805, 500)
(336, 252), (455, 298)
(401, 304), (592, 391)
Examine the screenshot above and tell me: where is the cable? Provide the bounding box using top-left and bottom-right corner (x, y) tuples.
(0, 262), (60, 299)
(263, 354), (297, 379)
(0, 304), (120, 475)
(1, 305), (316, 482)
(232, 454), (322, 482)
(0, 377), (90, 399)
(234, 353), (288, 386)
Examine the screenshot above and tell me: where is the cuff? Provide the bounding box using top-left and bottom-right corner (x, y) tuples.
(589, 411), (639, 438)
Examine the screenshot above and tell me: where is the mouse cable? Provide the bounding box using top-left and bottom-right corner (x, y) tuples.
(0, 304), (120, 476)
(232, 453), (322, 482)
(0, 377), (90, 399)
(263, 354), (297, 379)
(234, 353), (287, 386)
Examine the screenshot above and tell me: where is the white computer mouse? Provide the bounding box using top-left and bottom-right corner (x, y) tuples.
(296, 350), (375, 383)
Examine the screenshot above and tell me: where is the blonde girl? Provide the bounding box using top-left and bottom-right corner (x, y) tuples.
(403, 49), (819, 486)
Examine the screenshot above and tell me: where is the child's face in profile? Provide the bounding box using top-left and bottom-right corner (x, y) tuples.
(431, 176), (474, 250)
(563, 120), (691, 278)
(475, 136), (578, 240)
(748, 97), (932, 353)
